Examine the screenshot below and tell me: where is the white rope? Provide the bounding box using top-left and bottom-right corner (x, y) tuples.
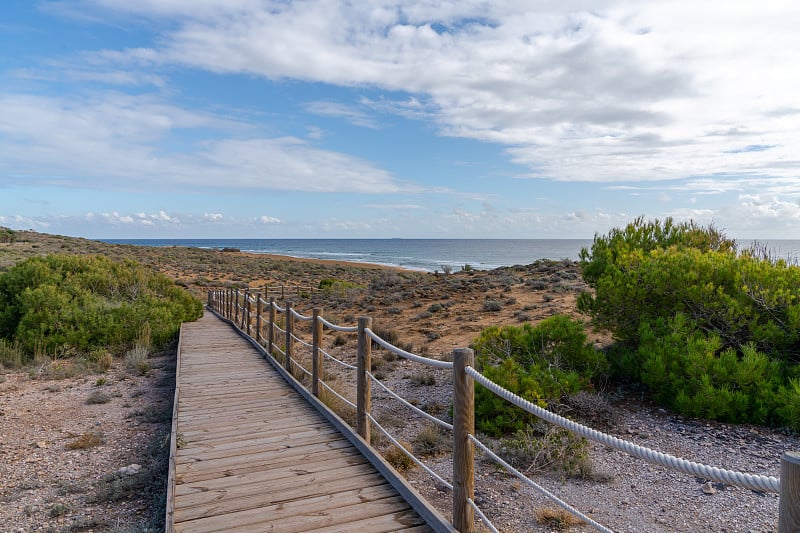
(272, 346), (286, 357)
(319, 380), (356, 409)
(367, 371), (453, 431)
(465, 366), (781, 493)
(319, 316), (358, 333)
(273, 324), (286, 335)
(291, 334), (314, 349)
(467, 498), (499, 533)
(469, 435), (613, 533)
(273, 302), (286, 313)
(367, 413), (453, 491)
(365, 328), (453, 369)
(290, 358), (312, 378)
(320, 348), (358, 371)
(290, 308), (312, 321)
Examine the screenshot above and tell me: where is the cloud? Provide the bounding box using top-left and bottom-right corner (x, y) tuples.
(81, 1), (800, 184)
(204, 212), (223, 221)
(0, 93), (401, 194)
(258, 215), (280, 223)
(305, 101), (381, 129)
(364, 204), (423, 210)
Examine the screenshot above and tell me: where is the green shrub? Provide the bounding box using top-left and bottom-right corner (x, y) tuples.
(471, 316), (606, 436)
(579, 218), (800, 428)
(631, 314), (799, 427)
(578, 217), (800, 358)
(0, 254), (202, 361)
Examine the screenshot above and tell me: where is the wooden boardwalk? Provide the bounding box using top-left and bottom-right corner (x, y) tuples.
(167, 312), (442, 533)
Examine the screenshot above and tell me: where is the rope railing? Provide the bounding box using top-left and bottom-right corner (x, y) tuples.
(320, 347), (358, 371)
(206, 288), (800, 533)
(319, 316), (358, 332)
(367, 412), (454, 490)
(367, 370), (454, 431)
(365, 328), (453, 369)
(319, 379), (357, 410)
(469, 434), (614, 533)
(466, 366), (780, 494)
(291, 308), (313, 321)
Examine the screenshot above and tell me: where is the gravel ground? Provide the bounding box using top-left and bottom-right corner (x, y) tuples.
(362, 357), (798, 533)
(0, 349), (175, 533)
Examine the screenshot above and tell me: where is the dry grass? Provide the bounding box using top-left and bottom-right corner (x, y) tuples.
(65, 432), (104, 450)
(86, 390), (111, 405)
(383, 441), (415, 472)
(124, 345), (150, 376)
(535, 507), (584, 530)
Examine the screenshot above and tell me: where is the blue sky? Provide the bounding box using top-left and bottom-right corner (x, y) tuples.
(1, 1), (798, 239)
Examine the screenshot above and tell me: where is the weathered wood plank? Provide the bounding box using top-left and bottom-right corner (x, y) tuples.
(170, 312), (437, 533)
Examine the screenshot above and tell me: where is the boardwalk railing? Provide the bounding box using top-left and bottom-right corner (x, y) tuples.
(209, 288), (800, 533)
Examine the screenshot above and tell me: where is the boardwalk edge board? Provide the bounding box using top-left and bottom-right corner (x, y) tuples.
(208, 307), (457, 533)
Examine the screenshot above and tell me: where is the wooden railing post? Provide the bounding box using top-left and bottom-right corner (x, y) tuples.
(284, 300), (294, 372)
(207, 290), (212, 309)
(452, 348), (475, 533)
(244, 289), (250, 334)
(779, 451), (800, 532)
(234, 289), (240, 325)
(225, 289), (230, 319)
(357, 316), (372, 444)
(312, 308), (323, 397)
(255, 293), (262, 346)
(268, 297), (275, 354)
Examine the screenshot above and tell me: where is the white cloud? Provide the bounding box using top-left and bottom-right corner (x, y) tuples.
(364, 204), (423, 210)
(204, 212), (223, 221)
(0, 93), (401, 194)
(258, 216), (280, 223)
(306, 101), (381, 129)
(84, 1), (800, 185)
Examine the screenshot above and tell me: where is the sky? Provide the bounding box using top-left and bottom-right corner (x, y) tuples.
(1, 1), (799, 239)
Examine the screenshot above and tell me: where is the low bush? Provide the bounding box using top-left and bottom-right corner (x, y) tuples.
(0, 254), (202, 362)
(579, 218), (800, 429)
(503, 423), (592, 478)
(472, 315), (606, 436)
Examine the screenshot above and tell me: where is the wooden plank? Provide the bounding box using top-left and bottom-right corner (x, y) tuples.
(175, 441), (357, 483)
(175, 428), (345, 462)
(171, 312), (443, 533)
(176, 491), (409, 533)
(174, 470), (388, 521)
(305, 511), (429, 533)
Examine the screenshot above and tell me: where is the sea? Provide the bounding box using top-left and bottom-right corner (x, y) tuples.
(100, 238), (800, 273)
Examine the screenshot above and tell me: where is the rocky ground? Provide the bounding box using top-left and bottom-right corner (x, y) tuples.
(1, 231), (798, 532)
(0, 346), (176, 532)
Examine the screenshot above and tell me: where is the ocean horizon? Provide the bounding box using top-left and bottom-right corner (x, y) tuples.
(101, 238), (800, 273)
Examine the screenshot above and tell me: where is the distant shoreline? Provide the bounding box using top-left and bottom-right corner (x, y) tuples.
(101, 238), (595, 272)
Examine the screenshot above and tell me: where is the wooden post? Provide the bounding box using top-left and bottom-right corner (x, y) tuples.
(207, 290), (212, 309)
(452, 348), (475, 533)
(284, 300), (294, 372)
(225, 289), (230, 319)
(234, 290), (240, 325)
(312, 308), (323, 397)
(779, 451), (800, 532)
(242, 288), (250, 335)
(268, 297), (275, 355)
(255, 293), (262, 347)
(281, 284), (285, 300)
(356, 317), (372, 444)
